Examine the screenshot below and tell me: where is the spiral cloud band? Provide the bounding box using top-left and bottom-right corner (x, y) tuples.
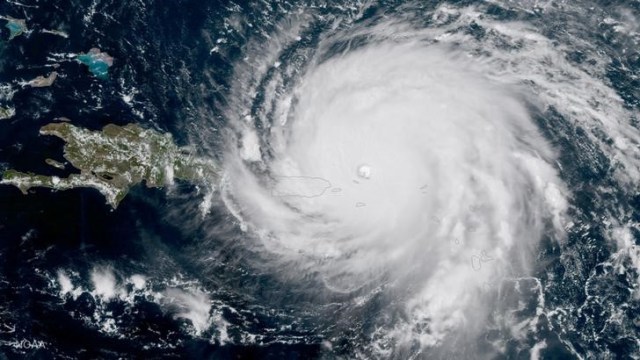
(219, 11), (571, 351)
(173, 0), (640, 357)
(4, 0), (639, 358)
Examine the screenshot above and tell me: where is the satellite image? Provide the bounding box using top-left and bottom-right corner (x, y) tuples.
(0, 0), (639, 359)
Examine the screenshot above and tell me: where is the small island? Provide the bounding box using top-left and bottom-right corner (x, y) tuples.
(0, 107), (15, 120)
(1, 122), (219, 208)
(27, 72), (58, 88)
(45, 158), (65, 169)
(2, 16), (27, 40)
(77, 48), (114, 79)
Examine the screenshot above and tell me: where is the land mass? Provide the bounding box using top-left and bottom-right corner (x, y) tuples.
(0, 107), (15, 120)
(3, 16), (27, 40)
(77, 48), (114, 79)
(1, 122), (218, 208)
(27, 72), (58, 88)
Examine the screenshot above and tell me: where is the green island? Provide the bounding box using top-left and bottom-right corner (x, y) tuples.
(1, 122), (218, 208)
(0, 107), (15, 120)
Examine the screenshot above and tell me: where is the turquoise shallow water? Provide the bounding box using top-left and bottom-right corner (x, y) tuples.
(76, 54), (110, 79)
(5, 20), (24, 39)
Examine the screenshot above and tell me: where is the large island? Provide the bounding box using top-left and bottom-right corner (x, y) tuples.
(1, 122), (218, 208)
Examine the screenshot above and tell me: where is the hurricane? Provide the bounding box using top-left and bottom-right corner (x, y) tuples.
(1, 0), (639, 358)
(192, 2), (638, 357)
(220, 16), (571, 354)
